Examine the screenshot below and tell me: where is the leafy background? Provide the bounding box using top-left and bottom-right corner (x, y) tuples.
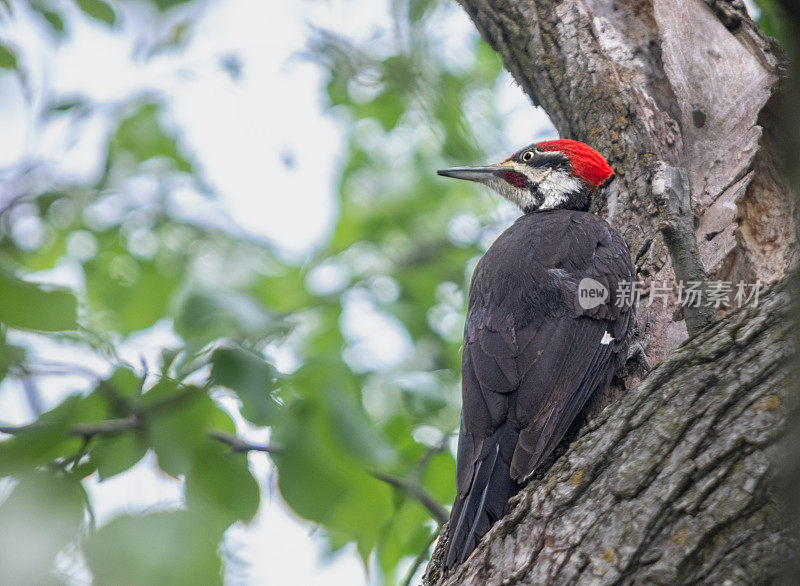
(0, 0), (783, 584)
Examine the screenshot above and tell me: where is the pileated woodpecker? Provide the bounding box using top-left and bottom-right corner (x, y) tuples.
(437, 139), (636, 569)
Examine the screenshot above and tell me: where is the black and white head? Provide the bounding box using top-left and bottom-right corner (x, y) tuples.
(437, 139), (615, 213)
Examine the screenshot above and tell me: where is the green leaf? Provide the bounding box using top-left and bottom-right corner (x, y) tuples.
(211, 346), (278, 426)
(103, 367), (142, 401)
(0, 392), (109, 475)
(0, 42), (18, 69)
(31, 4), (66, 37)
(273, 417), (394, 559)
(290, 362), (396, 467)
(143, 381), (207, 476)
(91, 431), (148, 480)
(151, 0), (193, 10)
(49, 97), (87, 113)
(422, 450), (456, 504)
(84, 511), (223, 585)
(408, 0), (436, 22)
(356, 89), (405, 131)
(378, 501), (433, 579)
(0, 472), (86, 584)
(271, 362), (396, 558)
(175, 289), (277, 344)
(42, 10), (66, 35)
(400, 380), (449, 418)
(153, 21), (191, 54)
(0, 330), (25, 380)
(83, 243), (180, 334)
(184, 444), (260, 525)
(254, 266), (314, 313)
(473, 38), (505, 84)
(0, 269), (78, 331)
(111, 102), (193, 172)
(143, 381), (236, 477)
(141, 380), (258, 524)
(75, 0), (116, 26)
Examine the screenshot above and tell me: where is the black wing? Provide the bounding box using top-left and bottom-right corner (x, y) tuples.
(443, 211), (635, 569)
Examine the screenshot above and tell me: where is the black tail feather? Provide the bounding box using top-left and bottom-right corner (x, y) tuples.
(443, 425), (519, 570)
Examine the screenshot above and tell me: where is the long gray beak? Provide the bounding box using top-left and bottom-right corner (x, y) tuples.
(437, 166), (501, 182)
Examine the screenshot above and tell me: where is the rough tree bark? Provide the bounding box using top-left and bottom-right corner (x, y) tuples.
(456, 0), (793, 361)
(425, 280), (793, 584)
(424, 0), (797, 583)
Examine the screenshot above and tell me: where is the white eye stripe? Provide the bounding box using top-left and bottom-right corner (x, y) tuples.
(487, 159), (582, 211)
(505, 161), (545, 184)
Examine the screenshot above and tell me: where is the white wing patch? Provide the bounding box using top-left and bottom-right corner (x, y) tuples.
(600, 331), (614, 345)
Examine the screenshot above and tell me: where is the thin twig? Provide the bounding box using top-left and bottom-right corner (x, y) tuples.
(15, 362), (101, 380)
(0, 422), (37, 434)
(0, 192), (29, 218)
(207, 430), (283, 454)
(21, 376), (43, 417)
(372, 471), (449, 525)
(72, 415), (140, 439)
(1, 418), (281, 455)
(402, 530), (439, 586)
(414, 437), (449, 479)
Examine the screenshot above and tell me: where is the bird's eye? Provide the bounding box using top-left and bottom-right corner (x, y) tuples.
(522, 151), (534, 161)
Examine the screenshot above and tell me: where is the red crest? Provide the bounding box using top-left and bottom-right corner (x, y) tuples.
(536, 139), (614, 188)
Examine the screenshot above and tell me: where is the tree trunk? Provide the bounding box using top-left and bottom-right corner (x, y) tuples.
(424, 280), (793, 584)
(456, 0), (793, 362)
(424, 0), (798, 582)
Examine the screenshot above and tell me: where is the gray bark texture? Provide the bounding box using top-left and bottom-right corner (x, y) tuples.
(425, 281), (794, 585)
(455, 0), (793, 363)
(423, 0), (799, 583)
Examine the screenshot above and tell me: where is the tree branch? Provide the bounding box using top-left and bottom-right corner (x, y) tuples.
(372, 471), (449, 525)
(651, 163), (715, 334)
(1, 420), (282, 455)
(73, 416), (140, 439)
(206, 430), (283, 454)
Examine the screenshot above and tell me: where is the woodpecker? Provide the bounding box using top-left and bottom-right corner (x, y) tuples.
(437, 139), (636, 569)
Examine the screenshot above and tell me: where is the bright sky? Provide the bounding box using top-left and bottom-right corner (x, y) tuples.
(0, 0), (552, 583)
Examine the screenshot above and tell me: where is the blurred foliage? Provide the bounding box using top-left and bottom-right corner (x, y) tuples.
(0, 40), (17, 68)
(75, 0), (116, 26)
(0, 0), (515, 584)
(754, 0), (795, 50)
